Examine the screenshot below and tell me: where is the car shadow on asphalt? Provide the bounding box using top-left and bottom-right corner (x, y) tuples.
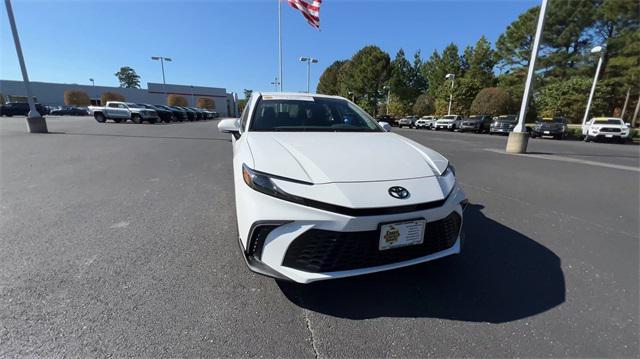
(278, 204), (566, 323)
(49, 132), (231, 142)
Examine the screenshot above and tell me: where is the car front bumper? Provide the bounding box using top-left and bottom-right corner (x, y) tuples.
(588, 131), (628, 140)
(237, 183), (467, 284)
(490, 127), (513, 133)
(435, 123), (454, 129)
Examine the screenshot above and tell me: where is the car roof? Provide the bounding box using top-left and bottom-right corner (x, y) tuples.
(256, 92), (347, 101)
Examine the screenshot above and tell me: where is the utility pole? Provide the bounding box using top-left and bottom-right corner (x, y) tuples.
(270, 77), (280, 91)
(5, 0), (47, 133)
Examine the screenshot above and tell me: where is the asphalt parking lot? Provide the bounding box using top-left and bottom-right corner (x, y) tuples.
(1, 116), (638, 357)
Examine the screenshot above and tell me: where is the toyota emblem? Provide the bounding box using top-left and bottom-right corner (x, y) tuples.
(388, 186), (410, 199)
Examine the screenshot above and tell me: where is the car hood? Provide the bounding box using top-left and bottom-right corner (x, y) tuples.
(246, 132), (448, 184)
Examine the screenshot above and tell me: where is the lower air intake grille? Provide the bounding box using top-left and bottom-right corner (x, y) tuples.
(282, 212), (461, 273)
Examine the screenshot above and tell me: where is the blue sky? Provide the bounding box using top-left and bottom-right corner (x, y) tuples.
(1, 0), (536, 97)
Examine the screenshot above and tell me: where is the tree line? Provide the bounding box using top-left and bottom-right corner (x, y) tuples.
(316, 0), (639, 124)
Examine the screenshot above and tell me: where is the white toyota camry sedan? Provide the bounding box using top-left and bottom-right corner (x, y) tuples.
(218, 92), (467, 284)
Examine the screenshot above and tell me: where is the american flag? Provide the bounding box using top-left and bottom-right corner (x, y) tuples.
(287, 0), (322, 29)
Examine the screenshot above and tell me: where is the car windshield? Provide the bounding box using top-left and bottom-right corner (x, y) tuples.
(539, 118), (564, 123)
(442, 115), (456, 120)
(469, 116), (483, 120)
(127, 103), (141, 109)
(594, 119), (622, 125)
(250, 97), (381, 132)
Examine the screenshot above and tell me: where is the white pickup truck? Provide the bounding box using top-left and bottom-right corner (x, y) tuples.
(89, 101), (158, 124)
(582, 117), (631, 143)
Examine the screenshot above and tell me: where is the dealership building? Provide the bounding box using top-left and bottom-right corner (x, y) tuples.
(0, 80), (239, 117)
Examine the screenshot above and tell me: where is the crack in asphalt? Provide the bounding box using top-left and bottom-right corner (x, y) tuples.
(303, 308), (321, 359)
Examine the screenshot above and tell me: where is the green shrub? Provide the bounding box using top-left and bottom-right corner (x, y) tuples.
(167, 94), (188, 107)
(470, 87), (513, 116)
(196, 97), (215, 110)
(64, 90), (90, 106)
(100, 91), (125, 104)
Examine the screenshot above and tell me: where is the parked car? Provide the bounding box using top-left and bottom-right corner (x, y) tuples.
(489, 115), (517, 135)
(49, 106), (89, 116)
(376, 115), (397, 127)
(582, 117), (631, 143)
(530, 117), (568, 140)
(459, 115), (492, 133)
(203, 109), (219, 119)
(217, 92), (466, 283)
(190, 107), (206, 121)
(139, 104), (172, 123)
(416, 116), (437, 129)
(88, 101), (131, 123)
(125, 103), (159, 124)
(89, 101), (158, 124)
(435, 115), (462, 131)
(177, 106), (196, 121)
(0, 102), (46, 117)
(158, 105), (187, 122)
(397, 115), (417, 128)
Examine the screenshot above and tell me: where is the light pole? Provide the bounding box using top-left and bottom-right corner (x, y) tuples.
(5, 0), (46, 133)
(190, 85), (195, 106)
(383, 85), (391, 115)
(89, 78), (94, 86)
(299, 57), (318, 93)
(582, 45), (605, 126)
(506, 0), (549, 153)
(445, 73), (455, 116)
(151, 56), (172, 96)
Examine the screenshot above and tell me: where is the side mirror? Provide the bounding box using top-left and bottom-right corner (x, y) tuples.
(625, 122), (631, 127)
(218, 118), (240, 137)
(379, 121), (392, 132)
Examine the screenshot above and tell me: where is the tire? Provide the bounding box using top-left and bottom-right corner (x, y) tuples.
(94, 113), (106, 123)
(149, 118), (157, 124)
(169, 114), (176, 123)
(132, 114), (141, 124)
(584, 136), (591, 142)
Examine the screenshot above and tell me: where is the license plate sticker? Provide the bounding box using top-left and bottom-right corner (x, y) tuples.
(379, 219), (426, 250)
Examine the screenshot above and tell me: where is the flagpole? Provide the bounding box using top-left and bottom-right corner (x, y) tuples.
(278, 0), (283, 92)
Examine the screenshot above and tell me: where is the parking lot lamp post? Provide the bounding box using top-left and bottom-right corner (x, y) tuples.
(582, 45), (605, 126)
(151, 56), (171, 96)
(190, 85), (195, 106)
(90, 78), (94, 86)
(299, 57), (318, 93)
(5, 0), (47, 133)
(445, 73), (455, 115)
(506, 0), (549, 153)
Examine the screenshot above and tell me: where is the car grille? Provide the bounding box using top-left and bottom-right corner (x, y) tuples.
(600, 127), (621, 133)
(281, 212), (461, 273)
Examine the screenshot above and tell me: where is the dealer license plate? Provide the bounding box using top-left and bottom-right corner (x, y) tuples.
(606, 134), (613, 138)
(379, 219), (426, 250)
(544, 131), (550, 134)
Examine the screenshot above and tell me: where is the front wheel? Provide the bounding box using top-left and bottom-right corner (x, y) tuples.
(132, 115), (141, 124)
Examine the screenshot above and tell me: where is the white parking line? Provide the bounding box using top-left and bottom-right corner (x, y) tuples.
(484, 148), (640, 173)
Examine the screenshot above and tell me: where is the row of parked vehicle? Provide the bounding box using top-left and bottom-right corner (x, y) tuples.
(377, 114), (634, 143)
(88, 102), (219, 124)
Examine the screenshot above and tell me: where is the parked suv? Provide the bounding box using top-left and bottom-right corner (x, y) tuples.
(531, 117), (568, 140)
(1, 102), (46, 117)
(459, 115), (492, 133)
(416, 116), (437, 129)
(490, 115), (517, 135)
(435, 115), (462, 131)
(397, 115), (417, 128)
(583, 117), (631, 143)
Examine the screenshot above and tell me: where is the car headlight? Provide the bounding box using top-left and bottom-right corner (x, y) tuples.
(242, 164), (307, 203)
